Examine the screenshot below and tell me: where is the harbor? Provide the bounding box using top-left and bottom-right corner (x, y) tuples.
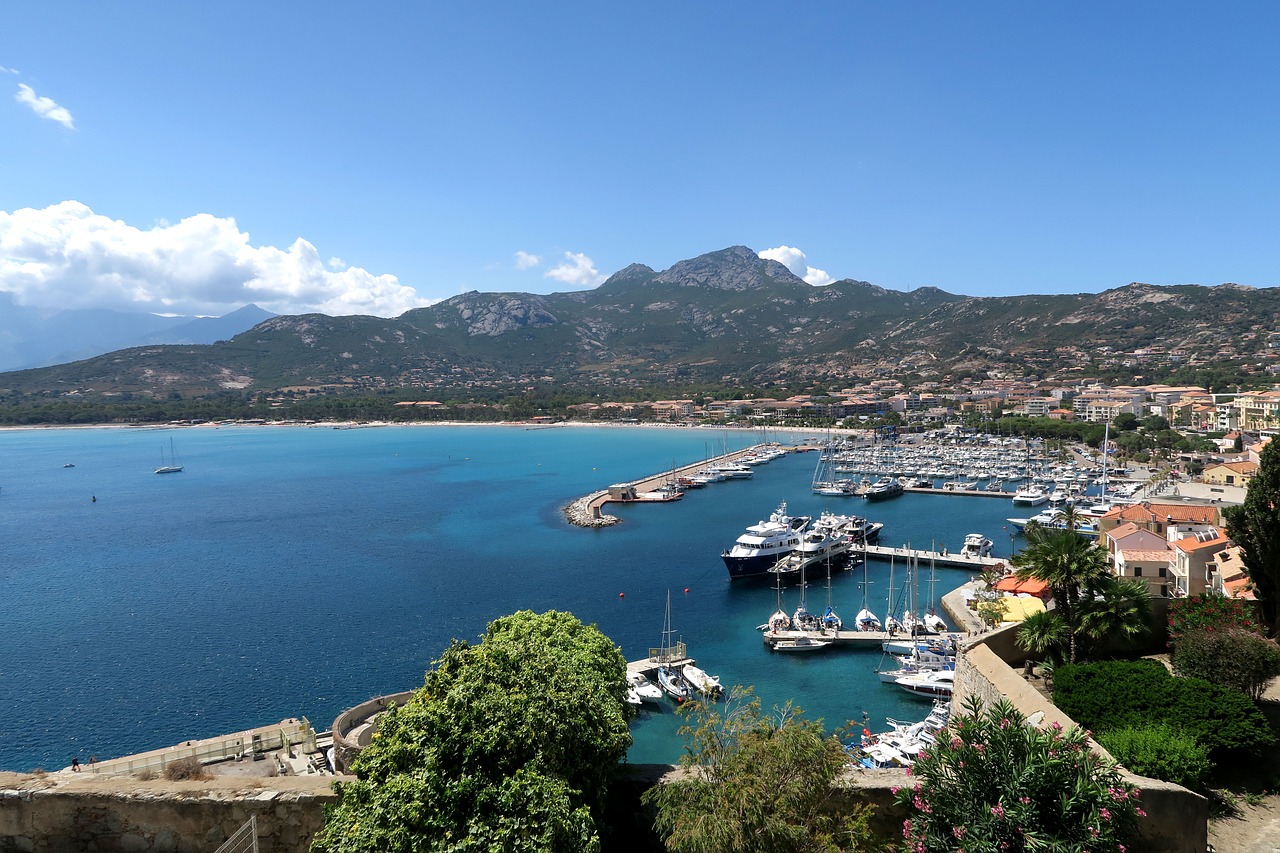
(760, 627), (965, 650)
(859, 543), (1006, 571)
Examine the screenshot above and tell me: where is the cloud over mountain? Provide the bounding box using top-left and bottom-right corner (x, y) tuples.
(759, 245), (833, 286)
(0, 201), (432, 317)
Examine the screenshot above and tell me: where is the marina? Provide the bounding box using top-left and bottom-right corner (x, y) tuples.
(0, 425), (1030, 771)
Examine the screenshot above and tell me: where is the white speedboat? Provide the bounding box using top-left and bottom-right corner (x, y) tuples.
(896, 669), (955, 699)
(626, 671), (663, 705)
(683, 664), (723, 696)
(772, 636), (831, 652)
(721, 502), (811, 580)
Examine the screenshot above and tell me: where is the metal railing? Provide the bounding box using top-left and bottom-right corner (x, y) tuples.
(214, 815), (257, 853)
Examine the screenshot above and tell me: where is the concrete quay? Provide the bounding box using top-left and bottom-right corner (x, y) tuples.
(858, 544), (1008, 571)
(564, 442), (792, 528)
(761, 628), (963, 649)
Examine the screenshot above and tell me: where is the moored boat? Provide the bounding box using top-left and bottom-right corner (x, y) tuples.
(772, 635), (832, 652)
(721, 502), (811, 580)
(896, 669), (955, 699)
(958, 532), (994, 558)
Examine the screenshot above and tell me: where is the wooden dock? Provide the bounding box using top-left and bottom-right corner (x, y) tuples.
(859, 544), (1007, 570)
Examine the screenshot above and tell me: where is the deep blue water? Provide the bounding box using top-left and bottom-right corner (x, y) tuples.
(0, 425), (1021, 771)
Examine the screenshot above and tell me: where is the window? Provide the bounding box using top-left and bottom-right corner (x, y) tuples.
(1159, 567), (1167, 578)
(1134, 567), (1143, 577)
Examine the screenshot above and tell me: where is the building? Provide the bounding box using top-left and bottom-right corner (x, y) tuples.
(1097, 502), (1222, 538)
(1201, 460), (1259, 487)
(1170, 529), (1232, 598)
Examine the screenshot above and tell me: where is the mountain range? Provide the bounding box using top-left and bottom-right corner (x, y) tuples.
(2, 246), (1277, 398)
(0, 298), (275, 372)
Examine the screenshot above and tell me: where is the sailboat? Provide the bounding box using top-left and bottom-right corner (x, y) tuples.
(655, 591), (693, 703)
(791, 557), (820, 632)
(154, 437), (184, 474)
(821, 550), (844, 631)
(764, 570), (793, 633)
(853, 557), (880, 631)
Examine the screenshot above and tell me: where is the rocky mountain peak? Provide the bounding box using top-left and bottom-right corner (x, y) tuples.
(651, 245), (806, 291)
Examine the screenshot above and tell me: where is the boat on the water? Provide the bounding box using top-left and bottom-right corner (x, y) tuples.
(627, 671), (663, 705)
(721, 502), (811, 580)
(958, 533), (994, 559)
(864, 478), (904, 501)
(895, 668), (955, 699)
(657, 665), (694, 702)
(683, 663), (723, 697)
(155, 437), (184, 474)
(655, 591), (692, 702)
(771, 635), (831, 653)
(1011, 484), (1048, 506)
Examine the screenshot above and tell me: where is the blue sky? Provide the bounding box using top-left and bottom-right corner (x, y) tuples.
(2, 3), (1277, 317)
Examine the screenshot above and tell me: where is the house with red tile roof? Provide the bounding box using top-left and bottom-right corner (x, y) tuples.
(1170, 529), (1233, 597)
(1202, 460), (1259, 487)
(1097, 502), (1221, 538)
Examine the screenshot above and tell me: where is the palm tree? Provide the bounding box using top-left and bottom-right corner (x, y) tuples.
(1012, 526), (1111, 664)
(1016, 610), (1069, 664)
(1077, 576), (1152, 656)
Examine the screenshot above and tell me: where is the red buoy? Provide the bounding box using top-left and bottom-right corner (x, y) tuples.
(684, 587), (690, 593)
(619, 592), (625, 598)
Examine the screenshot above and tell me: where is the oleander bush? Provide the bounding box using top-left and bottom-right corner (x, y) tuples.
(1053, 660), (1275, 761)
(1168, 595), (1261, 648)
(895, 696), (1143, 853)
(1096, 723), (1212, 791)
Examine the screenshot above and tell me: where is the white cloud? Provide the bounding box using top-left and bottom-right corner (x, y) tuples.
(514, 250), (541, 270)
(327, 256), (345, 270)
(544, 251), (606, 287)
(0, 66), (18, 75)
(0, 201), (433, 317)
(759, 245), (834, 286)
(15, 83), (75, 130)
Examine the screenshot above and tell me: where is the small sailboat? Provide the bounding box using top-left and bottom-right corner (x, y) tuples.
(155, 437), (184, 474)
(853, 557), (880, 631)
(821, 550), (843, 631)
(655, 591), (692, 703)
(764, 570), (793, 633)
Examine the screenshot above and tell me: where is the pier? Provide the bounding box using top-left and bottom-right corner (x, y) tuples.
(761, 628), (965, 650)
(859, 544), (1007, 571)
(564, 442), (792, 527)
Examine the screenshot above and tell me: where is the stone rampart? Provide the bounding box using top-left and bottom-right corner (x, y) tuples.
(0, 772), (335, 853)
(954, 629), (1208, 853)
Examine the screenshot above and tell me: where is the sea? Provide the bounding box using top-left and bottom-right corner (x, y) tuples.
(0, 424), (1024, 772)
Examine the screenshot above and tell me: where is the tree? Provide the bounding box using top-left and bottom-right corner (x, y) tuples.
(1113, 412), (1139, 431)
(896, 696), (1143, 852)
(1015, 610), (1069, 663)
(1012, 527), (1112, 663)
(1077, 576), (1153, 655)
(312, 611), (633, 853)
(644, 687), (876, 853)
(1224, 439), (1280, 631)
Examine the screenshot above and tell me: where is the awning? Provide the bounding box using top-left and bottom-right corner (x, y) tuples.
(993, 576), (1050, 598)
(994, 596), (1047, 623)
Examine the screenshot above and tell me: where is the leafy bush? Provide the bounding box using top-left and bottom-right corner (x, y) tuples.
(896, 697), (1143, 852)
(1172, 628), (1280, 700)
(163, 756), (211, 781)
(1053, 660), (1276, 761)
(645, 688), (876, 853)
(1096, 723), (1212, 791)
(1168, 594), (1260, 648)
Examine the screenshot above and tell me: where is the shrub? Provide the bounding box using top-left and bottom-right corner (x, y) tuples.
(1053, 660), (1276, 761)
(1172, 628), (1280, 700)
(896, 697), (1143, 852)
(1097, 723), (1212, 791)
(1168, 595), (1260, 648)
(163, 756), (211, 781)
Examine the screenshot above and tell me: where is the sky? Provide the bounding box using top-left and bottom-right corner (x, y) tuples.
(2, 3), (1278, 318)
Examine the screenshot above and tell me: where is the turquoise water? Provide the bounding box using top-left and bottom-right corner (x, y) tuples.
(0, 425), (1020, 771)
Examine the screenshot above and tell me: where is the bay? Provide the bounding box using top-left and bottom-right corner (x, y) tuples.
(0, 425), (1019, 771)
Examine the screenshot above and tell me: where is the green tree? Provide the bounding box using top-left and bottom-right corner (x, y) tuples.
(1224, 439), (1280, 631)
(1012, 527), (1112, 663)
(644, 687), (876, 853)
(1096, 723), (1212, 791)
(312, 611), (632, 853)
(1015, 610), (1069, 664)
(896, 697), (1143, 852)
(1113, 412), (1139, 431)
(1077, 576), (1153, 655)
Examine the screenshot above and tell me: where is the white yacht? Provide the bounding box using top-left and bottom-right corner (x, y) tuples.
(721, 502), (811, 580)
(1011, 484), (1049, 506)
(958, 533), (994, 559)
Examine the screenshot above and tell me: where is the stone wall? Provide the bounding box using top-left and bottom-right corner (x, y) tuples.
(954, 630), (1208, 853)
(0, 773), (335, 853)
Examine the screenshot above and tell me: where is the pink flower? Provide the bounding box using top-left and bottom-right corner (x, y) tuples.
(1019, 796), (1030, 804)
(1136, 807), (1147, 817)
(991, 803), (1005, 818)
(952, 825), (967, 839)
(891, 786), (900, 795)
(974, 742), (987, 754)
(902, 819), (913, 838)
(1100, 807), (1111, 820)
